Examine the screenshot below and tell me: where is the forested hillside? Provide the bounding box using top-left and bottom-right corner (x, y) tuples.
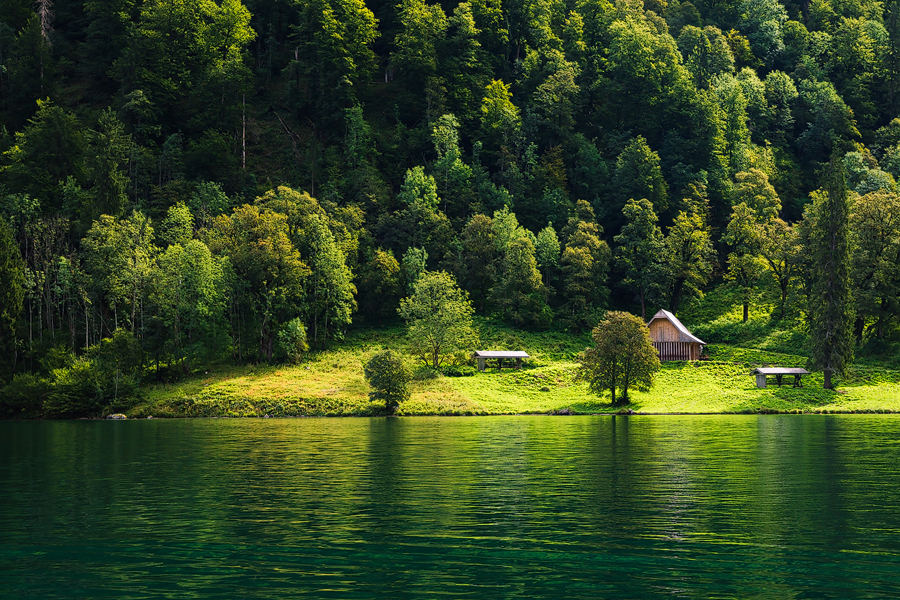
(1, 0), (899, 414)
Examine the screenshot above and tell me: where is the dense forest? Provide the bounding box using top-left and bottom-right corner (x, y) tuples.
(1, 0), (899, 414)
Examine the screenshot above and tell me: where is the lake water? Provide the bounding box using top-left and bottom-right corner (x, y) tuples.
(2, 416), (900, 598)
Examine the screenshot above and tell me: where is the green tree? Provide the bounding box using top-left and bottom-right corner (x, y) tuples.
(678, 25), (735, 89)
(2, 100), (83, 214)
(614, 199), (668, 320)
(849, 189), (900, 340)
(712, 74), (750, 174)
(398, 270), (478, 368)
(722, 202), (765, 322)
(277, 317), (309, 364)
(301, 213), (356, 348)
(665, 208), (716, 313)
(480, 79), (521, 152)
(0, 216), (25, 381)
(577, 311), (661, 405)
(559, 201), (611, 329)
(149, 239), (227, 373)
(208, 205), (310, 362)
(763, 70), (798, 148)
(738, 0), (788, 66)
(458, 214), (498, 312)
(535, 222), (561, 289)
(393, 0), (448, 90)
(492, 235), (552, 328)
(400, 246), (429, 294)
(82, 211), (157, 334)
(397, 166), (440, 210)
(614, 136), (668, 222)
(431, 114), (474, 219)
(83, 108), (131, 222)
(359, 248), (401, 325)
(291, 0), (378, 114)
(807, 157), (854, 389)
(758, 218), (801, 318)
(731, 168), (781, 220)
(160, 202), (194, 247)
(364, 349), (411, 413)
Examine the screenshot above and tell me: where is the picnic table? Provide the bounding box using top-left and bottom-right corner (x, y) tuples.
(751, 367), (810, 388)
(472, 351), (529, 372)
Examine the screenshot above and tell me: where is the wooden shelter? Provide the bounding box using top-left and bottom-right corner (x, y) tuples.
(647, 309), (705, 361)
(750, 367), (810, 388)
(472, 351), (529, 371)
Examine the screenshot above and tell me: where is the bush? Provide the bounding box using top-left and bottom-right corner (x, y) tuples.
(277, 318), (309, 364)
(412, 365), (442, 380)
(43, 331), (143, 418)
(440, 364), (477, 377)
(364, 350), (412, 413)
(0, 373), (48, 418)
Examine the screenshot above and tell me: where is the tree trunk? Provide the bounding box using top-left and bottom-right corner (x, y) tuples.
(743, 302), (749, 323)
(854, 316), (865, 343)
(669, 278), (685, 314)
(824, 368), (832, 389)
(639, 290), (646, 321)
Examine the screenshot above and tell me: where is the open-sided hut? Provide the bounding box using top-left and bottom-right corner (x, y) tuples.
(647, 309), (705, 361)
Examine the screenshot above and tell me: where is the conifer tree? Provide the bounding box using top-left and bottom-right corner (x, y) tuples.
(808, 156), (854, 389)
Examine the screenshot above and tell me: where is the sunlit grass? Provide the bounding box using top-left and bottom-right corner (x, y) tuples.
(129, 326), (900, 418)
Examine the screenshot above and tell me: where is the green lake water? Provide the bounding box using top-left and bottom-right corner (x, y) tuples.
(2, 415), (900, 598)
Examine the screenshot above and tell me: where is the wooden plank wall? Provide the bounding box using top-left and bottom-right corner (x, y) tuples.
(649, 320), (681, 342)
(652, 342), (697, 361)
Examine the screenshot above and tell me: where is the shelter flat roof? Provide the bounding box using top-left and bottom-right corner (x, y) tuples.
(472, 351), (530, 358)
(751, 367), (810, 375)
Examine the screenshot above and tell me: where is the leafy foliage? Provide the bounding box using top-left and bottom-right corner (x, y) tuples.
(364, 349), (412, 412)
(399, 271), (478, 368)
(6, 0), (900, 410)
(577, 311), (660, 405)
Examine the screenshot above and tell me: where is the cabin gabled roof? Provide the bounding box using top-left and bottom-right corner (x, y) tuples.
(647, 309), (706, 345)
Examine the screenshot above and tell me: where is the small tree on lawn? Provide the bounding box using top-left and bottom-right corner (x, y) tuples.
(398, 270), (478, 368)
(577, 311), (660, 405)
(364, 350), (412, 413)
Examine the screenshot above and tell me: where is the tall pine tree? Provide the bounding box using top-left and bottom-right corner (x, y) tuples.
(808, 156), (854, 389)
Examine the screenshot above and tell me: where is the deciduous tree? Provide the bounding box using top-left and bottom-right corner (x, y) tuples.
(398, 270), (478, 368)
(577, 311), (660, 405)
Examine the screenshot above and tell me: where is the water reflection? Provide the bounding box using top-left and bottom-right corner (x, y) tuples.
(2, 416), (900, 598)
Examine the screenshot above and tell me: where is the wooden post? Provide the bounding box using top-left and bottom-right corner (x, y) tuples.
(477, 358), (486, 372)
(756, 373), (767, 388)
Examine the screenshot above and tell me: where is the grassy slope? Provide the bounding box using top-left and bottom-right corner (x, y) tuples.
(128, 314), (900, 417)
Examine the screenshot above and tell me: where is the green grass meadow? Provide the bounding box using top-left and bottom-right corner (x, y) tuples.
(129, 308), (900, 418)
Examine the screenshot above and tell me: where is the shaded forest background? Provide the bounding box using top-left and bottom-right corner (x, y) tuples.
(2, 0), (900, 414)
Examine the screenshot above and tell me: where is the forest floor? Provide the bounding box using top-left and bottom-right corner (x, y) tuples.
(128, 314), (900, 418)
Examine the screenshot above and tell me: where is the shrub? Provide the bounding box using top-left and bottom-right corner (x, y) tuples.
(277, 318), (309, 364)
(364, 350), (412, 412)
(440, 364), (477, 377)
(0, 373), (48, 418)
(412, 365), (442, 380)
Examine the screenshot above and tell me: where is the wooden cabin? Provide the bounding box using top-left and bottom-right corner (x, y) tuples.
(647, 309), (705, 361)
